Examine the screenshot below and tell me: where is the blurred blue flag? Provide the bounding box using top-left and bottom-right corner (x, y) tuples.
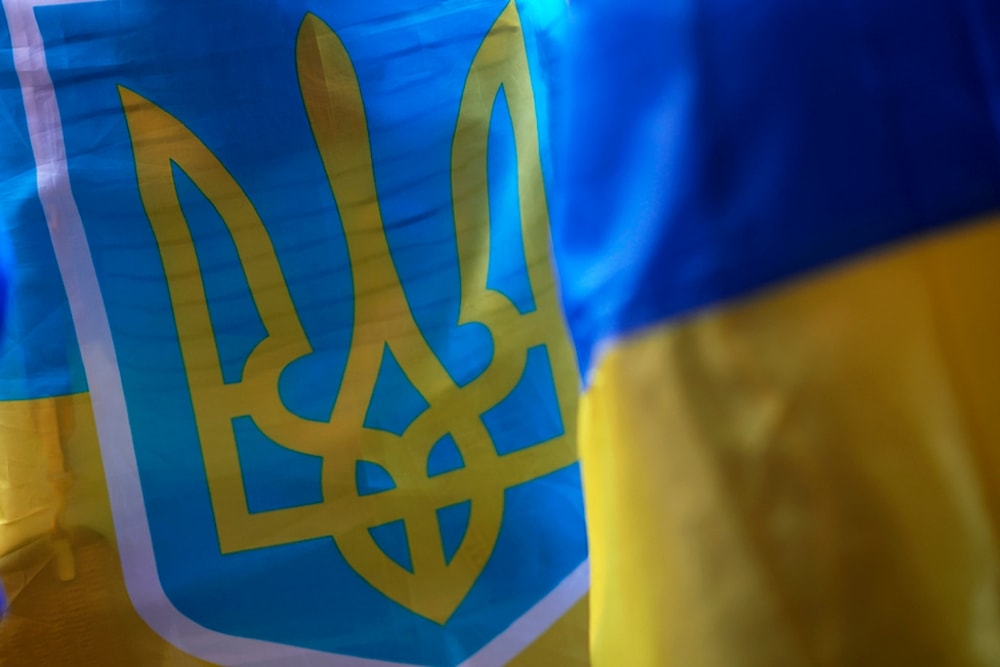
(555, 0), (1000, 376)
(553, 0), (1000, 665)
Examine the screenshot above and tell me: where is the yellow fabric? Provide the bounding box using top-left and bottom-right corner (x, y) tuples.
(512, 598), (590, 667)
(0, 393), (208, 666)
(0, 391), (586, 664)
(0, 398), (60, 559)
(580, 213), (1000, 666)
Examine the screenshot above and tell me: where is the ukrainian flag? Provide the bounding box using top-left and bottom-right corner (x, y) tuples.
(0, 1), (587, 665)
(554, 0), (1000, 665)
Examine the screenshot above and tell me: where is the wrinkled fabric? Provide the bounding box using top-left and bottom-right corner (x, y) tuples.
(0, 1), (588, 664)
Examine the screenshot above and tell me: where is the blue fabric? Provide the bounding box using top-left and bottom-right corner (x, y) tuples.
(0, 61), (83, 400)
(0, 224), (10, 336)
(552, 0), (1000, 376)
(0, 1), (585, 663)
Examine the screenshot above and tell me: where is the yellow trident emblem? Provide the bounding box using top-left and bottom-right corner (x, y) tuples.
(119, 2), (578, 623)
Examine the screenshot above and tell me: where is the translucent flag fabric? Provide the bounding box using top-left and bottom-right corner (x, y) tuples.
(0, 1), (588, 665)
